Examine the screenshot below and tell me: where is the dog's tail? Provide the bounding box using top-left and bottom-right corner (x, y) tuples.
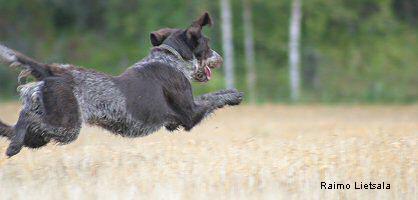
(0, 43), (52, 82)
(0, 120), (13, 140)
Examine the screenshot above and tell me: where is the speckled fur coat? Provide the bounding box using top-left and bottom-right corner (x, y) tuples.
(15, 48), (207, 143)
(0, 12), (243, 157)
(0, 45), (243, 156)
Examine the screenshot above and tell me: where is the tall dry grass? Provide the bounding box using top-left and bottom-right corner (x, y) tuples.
(0, 103), (416, 199)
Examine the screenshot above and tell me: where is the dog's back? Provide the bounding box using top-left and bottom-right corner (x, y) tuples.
(0, 44), (171, 143)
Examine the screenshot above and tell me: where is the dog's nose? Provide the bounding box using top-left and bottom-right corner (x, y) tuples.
(209, 50), (223, 68)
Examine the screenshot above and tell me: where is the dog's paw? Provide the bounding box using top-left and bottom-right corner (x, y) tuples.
(224, 90), (244, 106)
(6, 143), (23, 157)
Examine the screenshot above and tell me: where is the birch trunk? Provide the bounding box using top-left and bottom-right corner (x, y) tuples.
(289, 0), (302, 101)
(242, 0), (256, 103)
(220, 0), (235, 89)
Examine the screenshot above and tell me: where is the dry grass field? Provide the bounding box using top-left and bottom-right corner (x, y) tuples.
(0, 103), (416, 199)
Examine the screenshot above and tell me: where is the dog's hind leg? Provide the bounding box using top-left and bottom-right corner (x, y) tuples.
(5, 116), (52, 157)
(0, 120), (13, 139)
(23, 131), (50, 148)
(6, 112), (29, 157)
(1, 119), (50, 149)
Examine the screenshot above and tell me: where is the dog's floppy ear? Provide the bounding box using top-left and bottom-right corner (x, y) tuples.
(191, 12), (213, 28)
(150, 28), (176, 46)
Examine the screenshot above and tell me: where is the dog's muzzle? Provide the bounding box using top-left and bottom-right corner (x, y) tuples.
(194, 50), (223, 82)
(206, 50), (223, 69)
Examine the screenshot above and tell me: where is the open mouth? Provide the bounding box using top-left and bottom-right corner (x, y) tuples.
(194, 50), (222, 82)
(204, 65), (212, 80)
(194, 67), (210, 82)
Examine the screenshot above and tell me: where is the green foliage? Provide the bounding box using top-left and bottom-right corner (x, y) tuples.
(0, 0), (417, 103)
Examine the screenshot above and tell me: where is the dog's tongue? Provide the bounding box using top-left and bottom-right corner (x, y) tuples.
(204, 66), (212, 80)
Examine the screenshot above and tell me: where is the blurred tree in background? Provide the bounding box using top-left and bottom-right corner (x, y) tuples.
(0, 0), (417, 103)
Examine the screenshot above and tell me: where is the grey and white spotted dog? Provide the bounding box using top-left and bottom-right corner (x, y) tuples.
(0, 12), (243, 157)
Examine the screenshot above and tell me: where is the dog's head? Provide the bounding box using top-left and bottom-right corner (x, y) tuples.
(150, 12), (222, 82)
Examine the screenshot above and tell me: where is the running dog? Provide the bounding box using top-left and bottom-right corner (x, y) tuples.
(0, 12), (243, 157)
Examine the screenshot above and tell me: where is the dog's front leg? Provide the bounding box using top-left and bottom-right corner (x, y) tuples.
(195, 89), (244, 108)
(6, 112), (29, 157)
(164, 89), (243, 131)
(186, 89), (243, 129)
